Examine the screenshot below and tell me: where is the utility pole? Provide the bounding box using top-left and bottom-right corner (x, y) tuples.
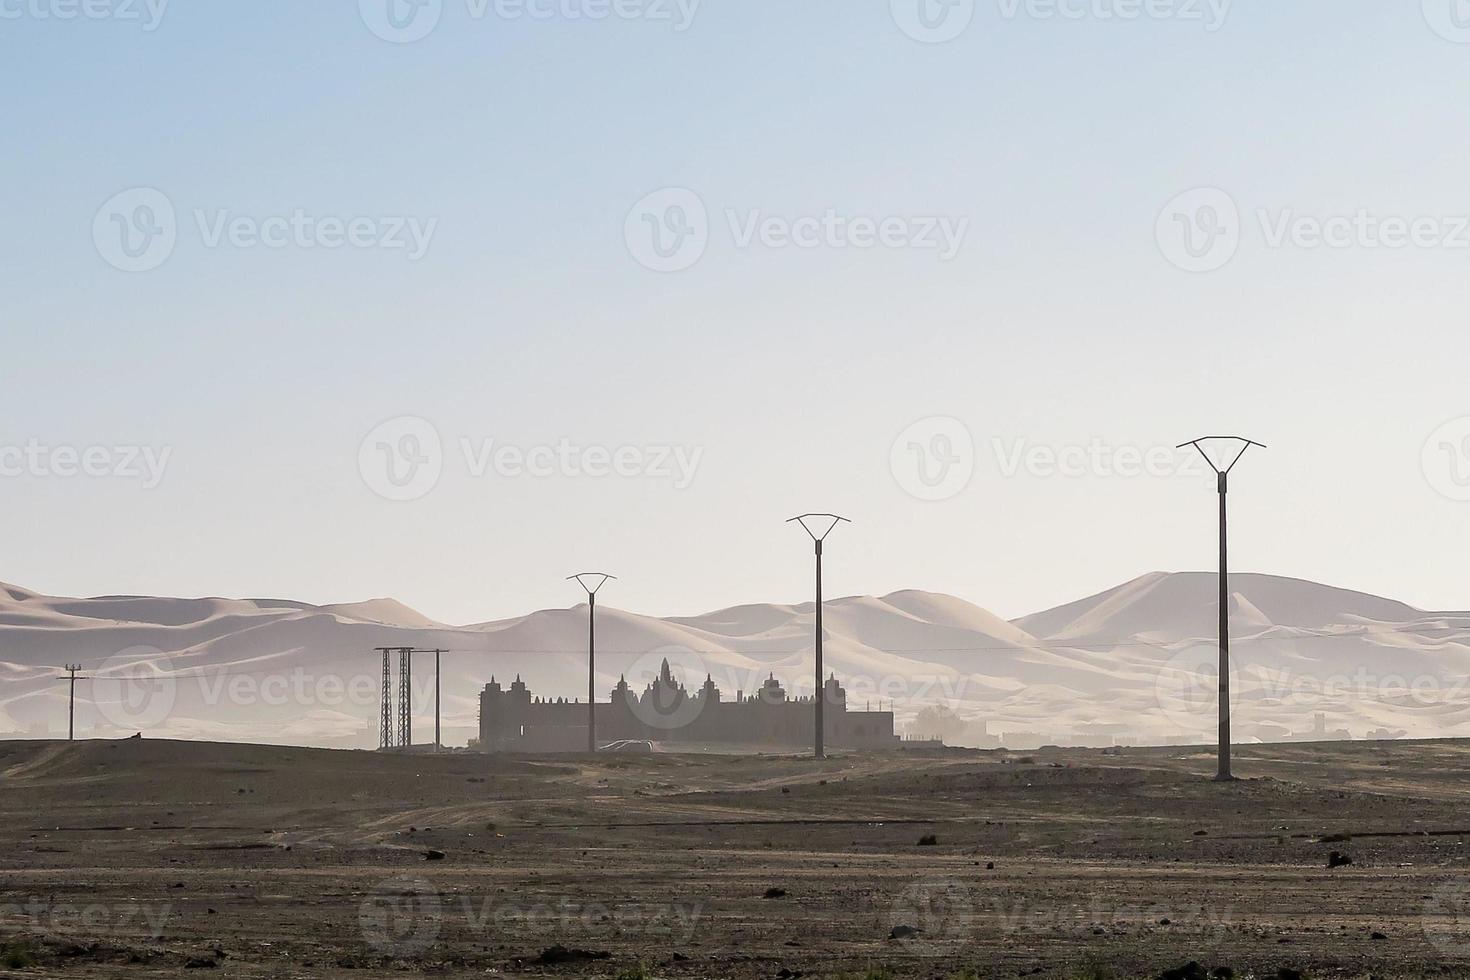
(432, 648), (445, 751)
(398, 647), (412, 748)
(568, 573), (616, 754)
(375, 648), (395, 750)
(57, 664), (89, 741)
(1178, 436), (1266, 782)
(787, 514), (850, 760)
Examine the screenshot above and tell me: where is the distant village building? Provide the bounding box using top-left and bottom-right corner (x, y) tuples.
(477, 659), (898, 752)
(1284, 712), (1352, 742)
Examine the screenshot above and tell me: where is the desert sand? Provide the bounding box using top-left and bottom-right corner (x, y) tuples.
(3, 737), (1470, 978)
(4, 574), (1470, 749)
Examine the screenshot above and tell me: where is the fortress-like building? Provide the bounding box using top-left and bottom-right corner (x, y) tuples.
(477, 659), (898, 752)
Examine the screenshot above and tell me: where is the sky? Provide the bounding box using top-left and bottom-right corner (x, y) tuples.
(4, 0), (1470, 626)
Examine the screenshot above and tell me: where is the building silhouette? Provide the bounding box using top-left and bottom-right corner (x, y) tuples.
(478, 659), (897, 752)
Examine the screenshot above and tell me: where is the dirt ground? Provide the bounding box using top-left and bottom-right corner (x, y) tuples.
(3, 738), (1470, 979)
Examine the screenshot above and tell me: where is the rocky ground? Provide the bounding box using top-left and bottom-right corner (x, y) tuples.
(3, 738), (1470, 978)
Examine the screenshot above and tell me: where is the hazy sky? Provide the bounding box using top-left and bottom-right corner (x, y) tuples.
(5, 1), (1470, 625)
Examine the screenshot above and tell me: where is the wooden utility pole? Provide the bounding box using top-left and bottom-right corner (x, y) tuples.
(58, 664), (89, 741)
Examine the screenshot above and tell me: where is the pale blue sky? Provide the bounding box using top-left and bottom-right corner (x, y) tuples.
(5, 1), (1470, 625)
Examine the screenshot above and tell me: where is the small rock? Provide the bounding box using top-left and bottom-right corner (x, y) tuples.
(1159, 961), (1206, 980)
(763, 887), (787, 899)
(889, 924), (922, 940)
(534, 946), (610, 965)
(1328, 851), (1354, 868)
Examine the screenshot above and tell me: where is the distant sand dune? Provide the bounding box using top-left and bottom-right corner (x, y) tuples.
(1, 573), (1467, 749)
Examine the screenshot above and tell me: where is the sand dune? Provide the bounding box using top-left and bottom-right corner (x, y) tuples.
(1, 573), (1466, 749)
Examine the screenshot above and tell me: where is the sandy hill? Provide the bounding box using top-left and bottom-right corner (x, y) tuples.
(1, 574), (1467, 750)
(1016, 571), (1428, 642)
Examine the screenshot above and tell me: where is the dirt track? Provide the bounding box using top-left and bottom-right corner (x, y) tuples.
(3, 738), (1470, 978)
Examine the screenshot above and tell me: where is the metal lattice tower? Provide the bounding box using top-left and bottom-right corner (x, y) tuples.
(377, 648), (394, 750)
(397, 647), (412, 748)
